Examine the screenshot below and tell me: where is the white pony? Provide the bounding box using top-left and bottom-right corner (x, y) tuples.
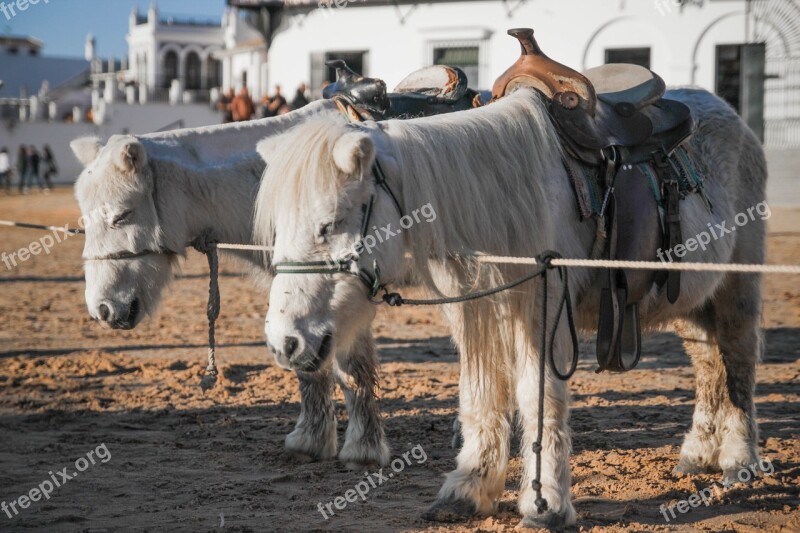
(71, 99), (390, 468)
(255, 88), (766, 528)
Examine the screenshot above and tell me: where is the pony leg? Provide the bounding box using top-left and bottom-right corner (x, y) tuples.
(285, 369), (338, 461)
(674, 315), (720, 474)
(676, 273), (761, 483)
(334, 332), (390, 468)
(515, 327), (575, 529)
(425, 355), (513, 520)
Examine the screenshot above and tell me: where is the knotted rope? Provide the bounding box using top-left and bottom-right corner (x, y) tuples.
(191, 230), (221, 392)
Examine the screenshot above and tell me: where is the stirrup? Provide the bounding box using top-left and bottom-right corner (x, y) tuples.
(596, 272), (642, 372)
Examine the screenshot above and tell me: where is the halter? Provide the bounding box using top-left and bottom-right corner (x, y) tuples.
(272, 158), (404, 301)
(84, 247), (181, 261)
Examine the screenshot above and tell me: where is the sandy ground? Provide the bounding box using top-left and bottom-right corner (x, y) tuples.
(0, 189), (798, 533)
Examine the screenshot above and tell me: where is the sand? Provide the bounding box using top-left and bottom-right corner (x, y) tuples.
(0, 189), (798, 532)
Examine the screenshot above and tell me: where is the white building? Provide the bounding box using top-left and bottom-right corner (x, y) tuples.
(233, 0), (800, 147)
(120, 3), (267, 103)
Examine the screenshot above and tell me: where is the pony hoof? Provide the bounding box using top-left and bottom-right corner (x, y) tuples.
(673, 457), (711, 476)
(451, 431), (463, 450)
(287, 450), (316, 463)
(451, 418), (463, 449)
(339, 443), (390, 469)
(343, 460), (380, 471)
(518, 510), (568, 531)
(723, 467), (755, 487)
(422, 497), (476, 523)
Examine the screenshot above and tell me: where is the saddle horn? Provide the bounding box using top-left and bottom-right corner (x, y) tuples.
(322, 59), (389, 121)
(492, 28), (597, 115)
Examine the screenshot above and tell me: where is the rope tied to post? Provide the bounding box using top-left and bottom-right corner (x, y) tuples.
(191, 229), (221, 392)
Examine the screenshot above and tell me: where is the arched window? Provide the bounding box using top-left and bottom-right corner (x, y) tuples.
(162, 50), (178, 89)
(186, 52), (202, 90)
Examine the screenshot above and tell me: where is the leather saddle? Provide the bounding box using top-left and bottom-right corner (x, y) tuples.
(492, 28), (693, 166)
(323, 59), (480, 122)
(492, 28), (696, 373)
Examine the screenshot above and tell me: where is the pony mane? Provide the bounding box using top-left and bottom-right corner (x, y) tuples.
(254, 115), (356, 256)
(255, 89), (564, 272)
(254, 90), (566, 382)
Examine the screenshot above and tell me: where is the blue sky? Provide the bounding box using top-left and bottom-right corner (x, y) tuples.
(1, 0), (226, 58)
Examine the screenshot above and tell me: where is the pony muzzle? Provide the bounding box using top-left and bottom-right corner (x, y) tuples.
(95, 298), (141, 330)
(270, 332), (334, 373)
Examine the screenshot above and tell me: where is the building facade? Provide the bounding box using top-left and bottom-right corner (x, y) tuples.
(122, 4), (268, 103)
(234, 0), (800, 148)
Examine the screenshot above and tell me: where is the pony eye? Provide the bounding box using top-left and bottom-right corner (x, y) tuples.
(317, 218), (344, 239)
(111, 209), (133, 227)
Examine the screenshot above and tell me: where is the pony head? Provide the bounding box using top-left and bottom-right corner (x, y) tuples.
(255, 119), (405, 372)
(73, 135), (179, 329)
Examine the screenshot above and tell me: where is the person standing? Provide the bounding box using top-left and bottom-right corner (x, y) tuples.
(0, 147), (10, 194)
(291, 83), (310, 109)
(16, 145), (27, 194)
(42, 145), (57, 190)
(231, 87), (255, 122)
(26, 146), (46, 192)
(261, 85), (287, 118)
(216, 88), (235, 123)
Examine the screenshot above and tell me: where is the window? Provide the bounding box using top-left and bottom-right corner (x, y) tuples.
(716, 44), (742, 112)
(207, 58), (222, 89)
(433, 45), (479, 87)
(605, 48), (651, 69)
(162, 51), (178, 88)
(186, 52), (202, 90)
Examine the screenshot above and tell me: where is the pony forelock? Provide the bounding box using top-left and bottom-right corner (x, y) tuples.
(254, 117), (359, 256)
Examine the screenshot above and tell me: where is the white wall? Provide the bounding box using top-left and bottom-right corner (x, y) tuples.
(0, 103), (223, 183)
(267, 0), (747, 92)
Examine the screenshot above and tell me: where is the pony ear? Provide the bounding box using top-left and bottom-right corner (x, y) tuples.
(114, 139), (147, 174)
(71, 137), (103, 167)
(332, 131), (375, 176)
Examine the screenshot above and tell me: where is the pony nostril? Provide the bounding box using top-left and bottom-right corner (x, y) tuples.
(98, 303), (110, 321)
(284, 336), (299, 357)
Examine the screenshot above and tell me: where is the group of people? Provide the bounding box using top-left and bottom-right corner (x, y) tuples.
(0, 145), (58, 194)
(216, 83), (311, 123)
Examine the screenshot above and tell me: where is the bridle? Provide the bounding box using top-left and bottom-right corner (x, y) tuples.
(271, 158), (404, 302)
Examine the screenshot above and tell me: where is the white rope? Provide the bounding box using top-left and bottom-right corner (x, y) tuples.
(210, 241), (800, 275)
(469, 253), (800, 274)
(214, 243), (273, 252)
(2, 219), (797, 275)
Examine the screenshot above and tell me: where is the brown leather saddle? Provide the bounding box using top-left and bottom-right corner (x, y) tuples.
(492, 28), (697, 373)
(323, 59), (481, 122)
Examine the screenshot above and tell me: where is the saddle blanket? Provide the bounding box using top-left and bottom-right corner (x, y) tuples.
(563, 143), (708, 220)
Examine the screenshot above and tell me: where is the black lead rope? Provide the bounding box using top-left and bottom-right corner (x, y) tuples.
(380, 251), (579, 516)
